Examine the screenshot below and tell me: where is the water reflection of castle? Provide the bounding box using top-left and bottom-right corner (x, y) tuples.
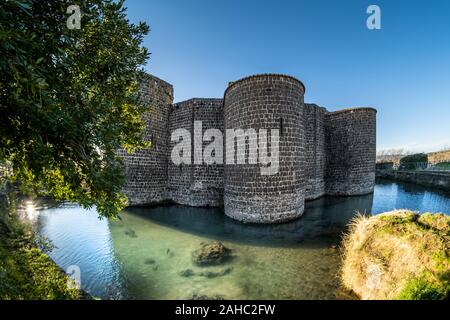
(122, 193), (374, 247)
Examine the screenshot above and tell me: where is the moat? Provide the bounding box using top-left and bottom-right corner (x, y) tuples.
(23, 180), (450, 299)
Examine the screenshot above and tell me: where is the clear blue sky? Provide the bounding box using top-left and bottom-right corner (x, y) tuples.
(124, 0), (450, 152)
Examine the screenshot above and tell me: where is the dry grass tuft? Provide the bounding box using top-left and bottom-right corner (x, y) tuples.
(341, 210), (449, 300)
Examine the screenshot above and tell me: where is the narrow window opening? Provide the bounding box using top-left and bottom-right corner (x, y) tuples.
(280, 117), (283, 136)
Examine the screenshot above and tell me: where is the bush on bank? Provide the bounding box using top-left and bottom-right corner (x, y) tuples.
(399, 153), (428, 170)
(341, 210), (449, 300)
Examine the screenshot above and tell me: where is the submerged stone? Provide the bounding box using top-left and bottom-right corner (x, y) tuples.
(144, 258), (156, 265)
(179, 269), (195, 277)
(124, 229), (137, 238)
(166, 248), (174, 258)
(179, 266), (233, 278)
(198, 266), (233, 278)
(192, 241), (232, 266)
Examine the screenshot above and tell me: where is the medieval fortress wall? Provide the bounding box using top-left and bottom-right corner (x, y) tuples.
(168, 98), (224, 207)
(121, 73), (376, 224)
(118, 73), (173, 205)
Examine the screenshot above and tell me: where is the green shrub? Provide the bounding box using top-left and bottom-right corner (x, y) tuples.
(399, 153), (428, 170)
(398, 277), (448, 300)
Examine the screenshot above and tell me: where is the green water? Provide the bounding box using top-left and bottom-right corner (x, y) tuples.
(12, 180), (450, 299)
(110, 206), (343, 299)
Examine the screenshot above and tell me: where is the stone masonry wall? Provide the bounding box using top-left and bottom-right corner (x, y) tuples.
(325, 108), (377, 196)
(119, 73), (173, 205)
(192, 99), (224, 206)
(376, 170), (450, 193)
(168, 98), (224, 207)
(224, 74), (306, 223)
(167, 99), (193, 205)
(304, 103), (327, 200)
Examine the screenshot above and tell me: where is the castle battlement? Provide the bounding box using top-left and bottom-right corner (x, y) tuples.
(120, 73), (377, 224)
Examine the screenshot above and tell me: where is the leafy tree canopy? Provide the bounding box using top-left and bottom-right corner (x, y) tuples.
(0, 0), (150, 217)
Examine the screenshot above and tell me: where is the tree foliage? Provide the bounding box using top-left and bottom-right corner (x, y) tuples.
(399, 153), (428, 170)
(0, 0), (150, 217)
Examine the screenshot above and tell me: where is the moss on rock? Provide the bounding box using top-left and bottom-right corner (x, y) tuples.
(341, 210), (449, 300)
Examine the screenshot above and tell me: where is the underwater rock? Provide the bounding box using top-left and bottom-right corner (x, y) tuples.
(166, 248), (174, 257)
(124, 229), (137, 238)
(144, 258), (156, 265)
(179, 267), (233, 278)
(192, 241), (232, 266)
(198, 267), (233, 278)
(179, 269), (195, 277)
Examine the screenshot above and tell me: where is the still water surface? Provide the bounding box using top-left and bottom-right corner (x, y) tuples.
(32, 180), (450, 299)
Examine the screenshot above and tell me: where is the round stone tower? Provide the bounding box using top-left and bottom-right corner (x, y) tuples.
(325, 108), (377, 195)
(223, 74), (306, 223)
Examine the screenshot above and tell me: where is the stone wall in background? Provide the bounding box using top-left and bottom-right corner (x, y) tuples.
(304, 103), (327, 200)
(377, 170), (450, 192)
(167, 99), (193, 206)
(168, 98), (224, 207)
(325, 108), (377, 196)
(119, 73), (173, 205)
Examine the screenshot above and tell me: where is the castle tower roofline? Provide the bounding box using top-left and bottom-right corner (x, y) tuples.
(329, 107), (377, 115)
(225, 73), (306, 96)
(139, 71), (173, 90)
(174, 97), (223, 106)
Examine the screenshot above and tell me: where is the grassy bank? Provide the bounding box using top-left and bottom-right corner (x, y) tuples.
(341, 210), (449, 300)
(0, 197), (82, 300)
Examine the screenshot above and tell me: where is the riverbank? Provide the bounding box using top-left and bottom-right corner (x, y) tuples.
(0, 198), (83, 300)
(376, 170), (450, 193)
(341, 210), (449, 300)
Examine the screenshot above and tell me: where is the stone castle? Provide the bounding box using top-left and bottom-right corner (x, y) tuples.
(119, 73), (377, 224)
